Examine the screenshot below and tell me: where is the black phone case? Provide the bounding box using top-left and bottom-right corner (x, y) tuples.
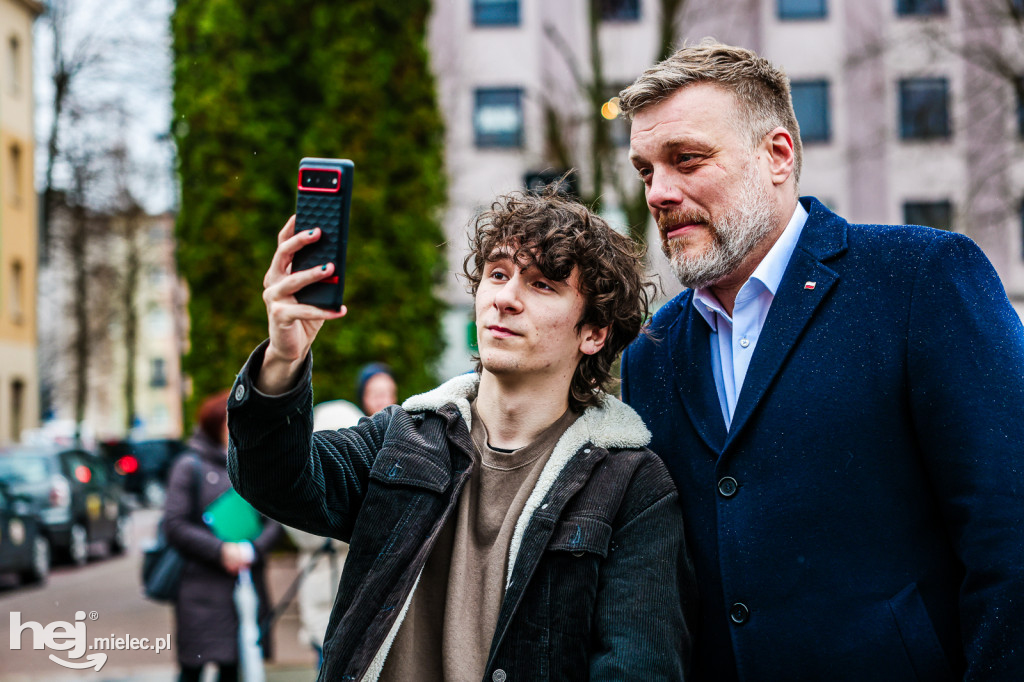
(292, 157), (354, 310)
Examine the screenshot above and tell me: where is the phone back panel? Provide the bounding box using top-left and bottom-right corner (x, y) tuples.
(292, 158), (354, 310)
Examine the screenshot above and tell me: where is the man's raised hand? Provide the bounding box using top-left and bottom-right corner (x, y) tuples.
(258, 216), (347, 394)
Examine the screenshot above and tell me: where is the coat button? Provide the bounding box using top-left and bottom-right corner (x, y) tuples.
(234, 384), (245, 401)
(492, 669), (507, 682)
(717, 476), (738, 498)
(729, 602), (750, 624)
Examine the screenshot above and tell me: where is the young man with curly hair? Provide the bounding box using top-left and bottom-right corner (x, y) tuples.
(226, 189), (695, 682)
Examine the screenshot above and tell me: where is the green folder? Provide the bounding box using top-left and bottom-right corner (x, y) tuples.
(202, 488), (263, 542)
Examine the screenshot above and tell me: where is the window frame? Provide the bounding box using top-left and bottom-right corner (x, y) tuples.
(896, 0), (946, 17)
(473, 87), (525, 149)
(777, 0), (828, 20)
(472, 0), (520, 27)
(898, 77), (951, 140)
(790, 79), (832, 143)
(598, 0), (641, 22)
(903, 199), (953, 231)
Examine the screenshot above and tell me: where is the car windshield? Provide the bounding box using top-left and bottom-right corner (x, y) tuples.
(0, 454), (52, 484)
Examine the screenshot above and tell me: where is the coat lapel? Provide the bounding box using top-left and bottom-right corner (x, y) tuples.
(670, 294), (729, 454)
(723, 198), (848, 452)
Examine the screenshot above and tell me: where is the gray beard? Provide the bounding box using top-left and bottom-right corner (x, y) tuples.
(664, 164), (777, 290)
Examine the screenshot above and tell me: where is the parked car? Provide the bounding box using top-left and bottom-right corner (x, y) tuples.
(99, 438), (187, 507)
(0, 446), (128, 566)
(0, 483), (49, 585)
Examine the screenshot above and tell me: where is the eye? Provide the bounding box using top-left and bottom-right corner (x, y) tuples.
(636, 167), (652, 184)
(533, 280), (555, 291)
(489, 269), (509, 281)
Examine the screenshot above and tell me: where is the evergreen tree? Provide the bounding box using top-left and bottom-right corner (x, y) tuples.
(172, 1), (447, 413)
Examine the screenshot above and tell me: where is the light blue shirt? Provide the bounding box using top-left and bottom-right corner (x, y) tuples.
(692, 202), (809, 429)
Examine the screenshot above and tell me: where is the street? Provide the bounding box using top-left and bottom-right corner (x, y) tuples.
(0, 509), (317, 682)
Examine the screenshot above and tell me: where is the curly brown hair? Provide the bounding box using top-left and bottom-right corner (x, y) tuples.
(463, 186), (655, 412)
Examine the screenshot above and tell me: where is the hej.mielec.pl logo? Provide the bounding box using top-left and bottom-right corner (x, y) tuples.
(9, 610), (172, 671)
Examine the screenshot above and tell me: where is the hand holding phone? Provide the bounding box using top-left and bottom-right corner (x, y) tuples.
(292, 157), (354, 311)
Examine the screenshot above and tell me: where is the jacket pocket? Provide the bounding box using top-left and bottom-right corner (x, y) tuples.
(548, 516), (613, 558)
(887, 583), (955, 682)
(524, 517), (613, 637)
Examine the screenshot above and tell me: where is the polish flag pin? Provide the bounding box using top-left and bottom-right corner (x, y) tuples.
(804, 281), (816, 290)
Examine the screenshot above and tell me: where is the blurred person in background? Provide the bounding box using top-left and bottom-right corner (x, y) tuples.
(355, 362), (397, 416)
(164, 391), (283, 682)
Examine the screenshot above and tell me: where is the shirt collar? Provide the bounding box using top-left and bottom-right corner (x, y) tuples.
(691, 201), (809, 330)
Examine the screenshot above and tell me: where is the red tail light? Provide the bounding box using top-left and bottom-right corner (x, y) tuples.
(49, 475), (70, 508)
(116, 455), (139, 475)
(74, 465), (92, 483)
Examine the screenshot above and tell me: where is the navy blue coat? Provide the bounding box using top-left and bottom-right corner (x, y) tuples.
(622, 197), (1024, 681)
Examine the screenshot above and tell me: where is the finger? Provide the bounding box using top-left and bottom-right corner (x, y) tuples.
(277, 215), (297, 246)
(269, 260), (338, 300)
(265, 226), (323, 288)
(267, 301), (347, 328)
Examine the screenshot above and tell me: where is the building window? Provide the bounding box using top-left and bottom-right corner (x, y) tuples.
(10, 380), (24, 443)
(1017, 76), (1024, 138)
(474, 88), (524, 148)
(10, 260), (24, 324)
(791, 80), (831, 143)
(7, 144), (23, 205)
(904, 200), (953, 231)
(599, 0), (641, 21)
(896, 0), (945, 15)
(897, 0), (942, 15)
(473, 0), (519, 26)
(150, 358), (168, 388)
(778, 0), (827, 20)
(899, 78), (950, 140)
(7, 35), (20, 94)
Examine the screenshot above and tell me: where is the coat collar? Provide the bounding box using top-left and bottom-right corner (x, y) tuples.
(726, 196), (848, 452)
(671, 197), (849, 459)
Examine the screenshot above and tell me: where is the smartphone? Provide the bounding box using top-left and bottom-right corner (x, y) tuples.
(292, 157), (354, 310)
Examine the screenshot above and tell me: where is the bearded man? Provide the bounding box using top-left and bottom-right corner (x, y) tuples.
(620, 40), (1024, 680)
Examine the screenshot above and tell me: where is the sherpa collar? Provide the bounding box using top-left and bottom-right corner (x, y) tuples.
(402, 372), (651, 451)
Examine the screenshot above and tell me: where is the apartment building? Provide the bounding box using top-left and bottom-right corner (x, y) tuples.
(0, 0), (43, 444)
(38, 210), (188, 441)
(428, 0), (1024, 379)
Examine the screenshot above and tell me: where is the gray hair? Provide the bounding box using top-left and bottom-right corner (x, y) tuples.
(619, 38), (803, 181)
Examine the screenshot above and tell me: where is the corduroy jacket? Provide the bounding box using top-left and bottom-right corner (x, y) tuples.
(227, 344), (695, 682)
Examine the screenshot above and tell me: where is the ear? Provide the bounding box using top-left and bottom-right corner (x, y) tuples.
(579, 324), (609, 356)
(762, 126), (796, 187)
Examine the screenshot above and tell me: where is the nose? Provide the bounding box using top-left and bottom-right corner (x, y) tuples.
(493, 272), (525, 313)
(646, 168), (684, 212)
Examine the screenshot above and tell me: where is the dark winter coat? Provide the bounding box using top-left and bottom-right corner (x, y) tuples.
(227, 347), (696, 682)
(622, 197), (1024, 680)
(164, 429), (282, 666)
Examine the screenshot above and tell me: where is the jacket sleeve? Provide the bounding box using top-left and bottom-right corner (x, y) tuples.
(226, 340), (394, 543)
(163, 454), (222, 566)
(906, 231), (1024, 678)
(589, 459), (697, 680)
